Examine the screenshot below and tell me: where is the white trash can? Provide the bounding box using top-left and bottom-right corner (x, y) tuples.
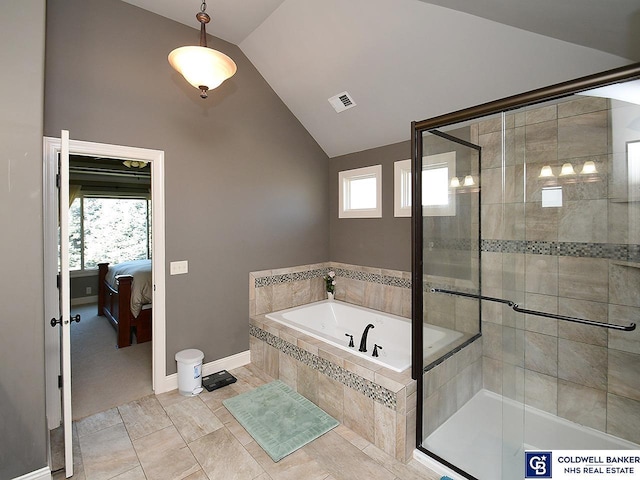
(175, 349), (204, 396)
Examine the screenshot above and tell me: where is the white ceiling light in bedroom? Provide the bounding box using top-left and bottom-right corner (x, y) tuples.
(168, 0), (237, 99)
(123, 160), (148, 169)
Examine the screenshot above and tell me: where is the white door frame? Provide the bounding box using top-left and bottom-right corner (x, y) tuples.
(43, 136), (167, 429)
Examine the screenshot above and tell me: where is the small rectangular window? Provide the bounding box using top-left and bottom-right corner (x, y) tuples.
(394, 152), (457, 217)
(394, 159), (412, 217)
(339, 165), (382, 218)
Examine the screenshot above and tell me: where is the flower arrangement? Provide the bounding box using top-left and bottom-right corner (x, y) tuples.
(324, 270), (336, 294)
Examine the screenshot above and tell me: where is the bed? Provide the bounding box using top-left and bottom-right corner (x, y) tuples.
(97, 259), (152, 348)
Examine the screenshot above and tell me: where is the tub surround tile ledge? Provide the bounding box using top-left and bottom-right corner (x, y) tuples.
(249, 321), (400, 410)
(249, 316), (416, 462)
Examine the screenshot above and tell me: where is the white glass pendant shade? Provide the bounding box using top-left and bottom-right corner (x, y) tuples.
(580, 160), (598, 174)
(463, 175), (475, 186)
(559, 163), (576, 176)
(450, 177), (461, 188)
(539, 165), (554, 178)
(168, 46), (237, 93)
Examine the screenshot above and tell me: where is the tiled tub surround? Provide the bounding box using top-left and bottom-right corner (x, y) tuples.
(250, 262), (412, 318)
(476, 96), (640, 445)
(250, 263), (417, 462)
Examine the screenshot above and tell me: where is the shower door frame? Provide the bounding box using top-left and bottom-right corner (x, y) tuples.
(411, 62), (640, 478)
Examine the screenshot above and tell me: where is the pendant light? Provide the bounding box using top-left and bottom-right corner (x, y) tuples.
(168, 1), (237, 99)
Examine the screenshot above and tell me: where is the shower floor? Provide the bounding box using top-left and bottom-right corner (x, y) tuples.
(418, 389), (639, 480)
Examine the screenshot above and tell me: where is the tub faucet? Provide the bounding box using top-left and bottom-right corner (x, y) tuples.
(345, 333), (354, 348)
(358, 324), (375, 352)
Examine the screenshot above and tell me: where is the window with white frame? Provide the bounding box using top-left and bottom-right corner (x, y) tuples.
(394, 152), (456, 217)
(394, 159), (412, 217)
(339, 165), (382, 218)
(69, 195), (151, 271)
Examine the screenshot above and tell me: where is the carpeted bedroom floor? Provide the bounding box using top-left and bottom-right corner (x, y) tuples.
(70, 303), (152, 420)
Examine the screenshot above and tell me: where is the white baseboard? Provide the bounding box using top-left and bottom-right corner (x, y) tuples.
(12, 467), (51, 480)
(71, 295), (98, 306)
(156, 350), (251, 394)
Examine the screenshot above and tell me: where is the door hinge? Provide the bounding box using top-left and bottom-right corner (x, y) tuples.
(58, 375), (63, 388)
(57, 274), (61, 289)
(56, 173), (61, 189)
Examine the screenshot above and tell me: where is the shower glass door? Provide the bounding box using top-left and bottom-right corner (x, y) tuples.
(414, 67), (640, 480)
(498, 87), (640, 477)
(417, 126), (482, 477)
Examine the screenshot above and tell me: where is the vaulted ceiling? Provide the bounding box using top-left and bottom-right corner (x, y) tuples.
(122, 0), (639, 157)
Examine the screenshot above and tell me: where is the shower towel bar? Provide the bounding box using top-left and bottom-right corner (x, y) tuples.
(430, 288), (636, 331)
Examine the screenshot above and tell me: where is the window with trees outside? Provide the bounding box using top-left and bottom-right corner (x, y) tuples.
(69, 196), (151, 271)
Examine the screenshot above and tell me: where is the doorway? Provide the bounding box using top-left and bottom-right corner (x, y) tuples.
(43, 136), (167, 431)
(68, 155), (154, 418)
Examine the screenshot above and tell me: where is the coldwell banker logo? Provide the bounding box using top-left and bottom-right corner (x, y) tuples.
(526, 451), (552, 478)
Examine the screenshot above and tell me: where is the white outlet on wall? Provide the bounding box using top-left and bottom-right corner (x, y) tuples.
(86, 286), (92, 294)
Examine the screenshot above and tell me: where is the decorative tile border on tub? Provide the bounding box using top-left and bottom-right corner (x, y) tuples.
(254, 268), (327, 288)
(333, 267), (411, 289)
(250, 324), (397, 410)
(253, 265), (411, 290)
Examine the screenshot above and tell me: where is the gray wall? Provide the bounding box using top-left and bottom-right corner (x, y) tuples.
(0, 1), (48, 477)
(71, 274), (99, 301)
(44, 0), (329, 373)
(329, 141), (412, 272)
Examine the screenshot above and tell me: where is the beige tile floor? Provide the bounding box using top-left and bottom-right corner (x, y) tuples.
(51, 364), (440, 480)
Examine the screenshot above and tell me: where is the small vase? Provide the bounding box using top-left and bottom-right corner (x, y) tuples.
(327, 292), (334, 301)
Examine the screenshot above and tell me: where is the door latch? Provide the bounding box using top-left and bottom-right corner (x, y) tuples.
(50, 314), (81, 327)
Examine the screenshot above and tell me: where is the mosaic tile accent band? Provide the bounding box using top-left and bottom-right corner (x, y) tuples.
(252, 239), (639, 291)
(425, 239), (476, 252)
(254, 266), (411, 290)
(481, 239), (640, 262)
(425, 238), (639, 262)
(254, 268), (327, 288)
(333, 267), (411, 289)
(250, 324), (397, 411)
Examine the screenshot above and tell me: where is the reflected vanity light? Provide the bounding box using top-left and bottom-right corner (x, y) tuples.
(540, 161), (598, 178)
(539, 165), (555, 178)
(463, 175), (475, 187)
(559, 163), (576, 176)
(580, 160), (598, 174)
(539, 161), (600, 183)
(449, 175), (478, 191)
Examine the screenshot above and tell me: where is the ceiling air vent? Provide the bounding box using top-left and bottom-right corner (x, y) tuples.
(328, 91), (356, 113)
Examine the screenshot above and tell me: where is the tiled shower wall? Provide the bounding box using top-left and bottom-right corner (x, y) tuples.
(476, 96), (640, 444)
(249, 262), (418, 461)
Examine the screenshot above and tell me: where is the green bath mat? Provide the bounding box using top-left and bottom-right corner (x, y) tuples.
(222, 380), (339, 462)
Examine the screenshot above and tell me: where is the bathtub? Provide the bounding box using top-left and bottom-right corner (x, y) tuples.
(265, 300), (463, 372)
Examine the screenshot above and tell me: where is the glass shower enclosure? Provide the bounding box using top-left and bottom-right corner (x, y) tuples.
(412, 63), (640, 479)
